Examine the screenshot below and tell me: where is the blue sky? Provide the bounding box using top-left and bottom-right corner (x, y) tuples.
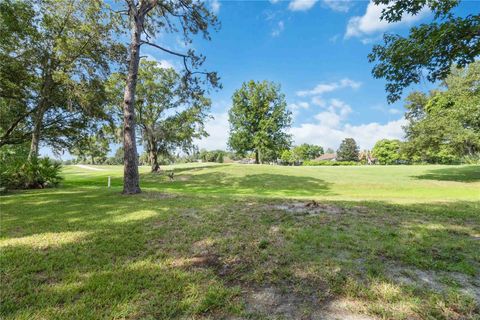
(165, 0), (477, 151)
(42, 0), (479, 158)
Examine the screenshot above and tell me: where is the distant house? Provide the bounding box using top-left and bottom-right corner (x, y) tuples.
(315, 153), (337, 161)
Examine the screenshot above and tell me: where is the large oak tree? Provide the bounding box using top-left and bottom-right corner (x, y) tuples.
(402, 62), (480, 163)
(228, 80), (292, 164)
(0, 0), (121, 160)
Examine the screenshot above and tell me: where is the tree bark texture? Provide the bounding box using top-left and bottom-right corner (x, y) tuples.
(122, 14), (143, 194)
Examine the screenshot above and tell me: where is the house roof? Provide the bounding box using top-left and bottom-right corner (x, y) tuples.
(315, 153), (336, 161)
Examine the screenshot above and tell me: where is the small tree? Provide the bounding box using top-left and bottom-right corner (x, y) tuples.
(292, 144), (323, 161)
(280, 150), (293, 165)
(228, 80), (292, 164)
(337, 138), (359, 162)
(372, 139), (401, 165)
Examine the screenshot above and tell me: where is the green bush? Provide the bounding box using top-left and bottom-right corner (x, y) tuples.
(462, 154), (480, 164)
(303, 160), (359, 166)
(1, 156), (63, 190)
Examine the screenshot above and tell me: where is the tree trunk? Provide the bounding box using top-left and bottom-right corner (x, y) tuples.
(122, 14), (143, 194)
(28, 109), (44, 160)
(150, 149), (159, 172)
(255, 150), (259, 164)
(28, 70), (52, 161)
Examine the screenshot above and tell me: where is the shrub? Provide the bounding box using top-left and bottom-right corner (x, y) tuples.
(462, 154), (480, 164)
(303, 160), (359, 166)
(1, 157), (63, 190)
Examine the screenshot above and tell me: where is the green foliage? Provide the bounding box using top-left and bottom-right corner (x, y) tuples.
(462, 154), (480, 165)
(107, 60), (211, 171)
(280, 149), (294, 165)
(336, 138), (359, 162)
(104, 147), (124, 165)
(70, 133), (110, 165)
(402, 62), (480, 164)
(199, 150), (225, 163)
(280, 144), (323, 165)
(303, 160), (359, 166)
(228, 80), (292, 164)
(0, 154), (62, 190)
(292, 144), (324, 161)
(372, 139), (402, 165)
(369, 0), (479, 102)
(0, 0), (122, 155)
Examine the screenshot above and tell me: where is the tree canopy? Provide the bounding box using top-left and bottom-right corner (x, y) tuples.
(337, 138), (359, 162)
(107, 60), (211, 172)
(0, 0), (121, 158)
(368, 0), (480, 103)
(372, 139), (402, 165)
(402, 62), (480, 163)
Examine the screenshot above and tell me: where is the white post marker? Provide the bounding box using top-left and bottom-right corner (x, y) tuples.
(108, 176), (111, 188)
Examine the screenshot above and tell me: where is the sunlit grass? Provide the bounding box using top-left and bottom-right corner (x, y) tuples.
(1, 163), (479, 319)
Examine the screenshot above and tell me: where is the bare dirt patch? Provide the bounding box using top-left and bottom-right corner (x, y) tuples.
(268, 200), (369, 217)
(388, 266), (480, 303)
(243, 285), (376, 320)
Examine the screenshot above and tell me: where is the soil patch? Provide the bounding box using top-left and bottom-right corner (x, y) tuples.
(388, 265), (480, 303)
(243, 285), (376, 320)
(268, 200), (368, 217)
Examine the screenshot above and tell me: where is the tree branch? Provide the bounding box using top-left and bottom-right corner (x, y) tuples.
(139, 40), (213, 77)
(0, 109), (35, 145)
(140, 40), (188, 58)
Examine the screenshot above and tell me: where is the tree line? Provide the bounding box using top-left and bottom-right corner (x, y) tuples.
(1, 0), (478, 192)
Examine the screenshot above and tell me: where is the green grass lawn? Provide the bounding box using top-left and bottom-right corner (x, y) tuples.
(1, 164), (479, 319)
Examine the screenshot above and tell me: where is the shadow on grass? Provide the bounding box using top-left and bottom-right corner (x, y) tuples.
(1, 188), (479, 319)
(142, 171), (334, 197)
(413, 165), (480, 183)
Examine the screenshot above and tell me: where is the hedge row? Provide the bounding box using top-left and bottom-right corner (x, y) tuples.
(303, 160), (359, 166)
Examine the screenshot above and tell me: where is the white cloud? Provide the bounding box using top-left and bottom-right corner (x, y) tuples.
(289, 98), (405, 149)
(271, 20), (285, 37)
(322, 0), (353, 12)
(345, 1), (428, 39)
(288, 102), (310, 119)
(289, 0), (318, 11)
(210, 0), (221, 14)
(157, 59), (175, 69)
(388, 108), (401, 115)
(311, 96), (326, 107)
(195, 112), (229, 150)
(143, 55), (177, 70)
(296, 78), (361, 96)
(196, 100), (406, 152)
(290, 118), (406, 150)
(371, 104), (404, 116)
(313, 98), (352, 127)
(290, 102), (310, 110)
